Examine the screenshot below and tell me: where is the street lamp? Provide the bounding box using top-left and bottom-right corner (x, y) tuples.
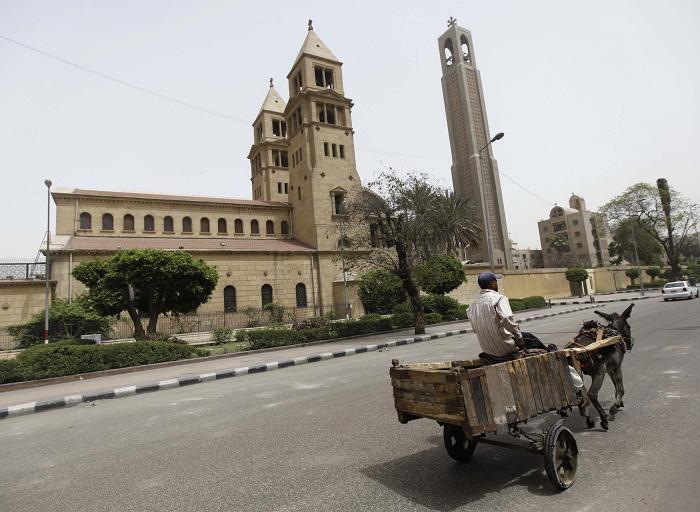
(477, 132), (504, 273)
(43, 179), (52, 344)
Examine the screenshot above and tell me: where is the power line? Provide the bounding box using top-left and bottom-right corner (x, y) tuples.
(1, 33), (554, 206)
(0, 33), (250, 124)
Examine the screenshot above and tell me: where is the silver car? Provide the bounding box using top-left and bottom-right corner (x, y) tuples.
(662, 280), (699, 301)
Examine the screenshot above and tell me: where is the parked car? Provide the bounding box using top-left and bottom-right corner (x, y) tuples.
(661, 280), (699, 301)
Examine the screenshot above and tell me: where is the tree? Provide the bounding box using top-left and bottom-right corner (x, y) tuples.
(625, 267), (640, 285)
(73, 250), (218, 339)
(607, 218), (664, 266)
(343, 171), (480, 334)
(357, 269), (407, 314)
(565, 267), (589, 297)
(645, 266), (661, 281)
(602, 181), (699, 280)
(415, 254), (466, 295)
(549, 236), (575, 267)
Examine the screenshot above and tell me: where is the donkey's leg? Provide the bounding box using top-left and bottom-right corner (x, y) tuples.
(608, 366), (625, 415)
(587, 369), (609, 430)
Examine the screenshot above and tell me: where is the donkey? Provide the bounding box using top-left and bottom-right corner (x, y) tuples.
(567, 303), (634, 430)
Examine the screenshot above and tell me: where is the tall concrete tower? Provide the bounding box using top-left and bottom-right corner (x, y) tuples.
(438, 18), (511, 269)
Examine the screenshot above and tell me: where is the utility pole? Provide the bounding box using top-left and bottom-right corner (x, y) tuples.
(630, 218), (645, 297)
(477, 132), (504, 273)
(43, 179), (52, 344)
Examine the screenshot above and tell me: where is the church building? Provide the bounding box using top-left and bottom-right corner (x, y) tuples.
(47, 22), (364, 316)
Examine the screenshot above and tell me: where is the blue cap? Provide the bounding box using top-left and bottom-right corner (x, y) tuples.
(477, 272), (498, 289)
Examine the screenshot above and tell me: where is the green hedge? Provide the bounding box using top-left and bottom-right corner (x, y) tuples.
(425, 312), (443, 325)
(0, 341), (206, 385)
(522, 296), (546, 309)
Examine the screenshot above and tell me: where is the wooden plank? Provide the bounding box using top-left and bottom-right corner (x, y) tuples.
(403, 362), (453, 370)
(392, 389), (464, 408)
(524, 356), (545, 413)
(555, 353), (576, 405)
(470, 376), (489, 426)
(392, 380), (461, 395)
(506, 360), (528, 421)
(483, 364), (512, 432)
(537, 354), (557, 411)
(390, 367), (457, 383)
(450, 359), (485, 369)
(496, 364), (519, 424)
(459, 375), (481, 429)
(517, 359), (538, 418)
(479, 374), (496, 430)
(393, 398), (465, 425)
(544, 352), (566, 409)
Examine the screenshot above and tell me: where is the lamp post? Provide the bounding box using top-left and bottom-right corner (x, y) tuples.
(336, 200), (350, 319)
(477, 132), (504, 273)
(630, 217), (644, 297)
(43, 179), (52, 344)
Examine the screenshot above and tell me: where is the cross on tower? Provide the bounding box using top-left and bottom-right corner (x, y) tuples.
(269, 77), (274, 88)
(447, 16), (457, 27)
(308, 19), (313, 31)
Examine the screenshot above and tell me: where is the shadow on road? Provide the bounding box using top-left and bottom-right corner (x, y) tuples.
(360, 434), (564, 511)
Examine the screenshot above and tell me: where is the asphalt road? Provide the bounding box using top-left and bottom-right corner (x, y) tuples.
(1, 298), (698, 511)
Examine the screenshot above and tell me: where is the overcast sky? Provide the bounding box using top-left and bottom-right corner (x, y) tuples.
(1, 0), (698, 259)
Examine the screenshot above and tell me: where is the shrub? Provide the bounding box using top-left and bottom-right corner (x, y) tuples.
(242, 306), (261, 328)
(415, 255), (465, 295)
(392, 301), (413, 315)
(392, 312), (415, 328)
(522, 296), (546, 309)
(331, 317), (394, 338)
(645, 266), (661, 280)
(211, 327), (234, 344)
(424, 312), (443, 325)
(422, 294), (461, 316)
(263, 303), (285, 324)
(0, 341), (205, 384)
(292, 317), (329, 331)
(239, 327), (315, 350)
(625, 267), (641, 284)
(444, 305), (469, 321)
(565, 267), (589, 283)
(510, 299), (527, 312)
(8, 298), (110, 348)
(360, 313), (384, 321)
(357, 269), (407, 314)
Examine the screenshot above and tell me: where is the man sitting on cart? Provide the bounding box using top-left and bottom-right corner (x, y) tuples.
(470, 272), (550, 363)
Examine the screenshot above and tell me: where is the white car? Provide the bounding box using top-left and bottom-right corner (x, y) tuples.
(661, 280), (699, 301)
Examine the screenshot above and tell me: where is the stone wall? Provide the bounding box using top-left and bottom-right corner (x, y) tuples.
(0, 281), (55, 328)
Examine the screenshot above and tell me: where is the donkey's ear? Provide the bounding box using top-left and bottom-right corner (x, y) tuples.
(620, 303), (634, 320)
(594, 310), (614, 321)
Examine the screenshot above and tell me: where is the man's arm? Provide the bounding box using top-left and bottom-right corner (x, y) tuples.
(495, 297), (524, 347)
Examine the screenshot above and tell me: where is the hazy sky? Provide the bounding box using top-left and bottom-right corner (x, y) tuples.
(1, 0), (698, 258)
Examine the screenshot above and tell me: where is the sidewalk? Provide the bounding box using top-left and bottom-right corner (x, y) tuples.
(0, 294), (657, 419)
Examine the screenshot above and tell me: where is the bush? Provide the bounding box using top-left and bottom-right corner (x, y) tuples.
(444, 305), (469, 321)
(625, 267), (641, 283)
(425, 312), (443, 325)
(392, 301), (413, 315)
(645, 266), (661, 280)
(0, 341), (205, 384)
(360, 313), (384, 321)
(422, 294), (461, 316)
(522, 296), (546, 309)
(8, 298), (110, 348)
(358, 269), (407, 314)
(510, 299), (527, 312)
(263, 303), (285, 324)
(292, 316), (329, 331)
(211, 327), (234, 344)
(415, 255), (465, 295)
(565, 267), (589, 283)
(392, 312), (415, 328)
(331, 317), (394, 338)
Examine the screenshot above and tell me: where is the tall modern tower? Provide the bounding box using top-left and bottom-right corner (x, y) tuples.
(438, 18), (511, 269)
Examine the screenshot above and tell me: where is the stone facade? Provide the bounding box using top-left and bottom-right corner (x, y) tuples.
(0, 280), (55, 328)
(511, 242), (544, 270)
(538, 194), (611, 268)
(438, 20), (512, 269)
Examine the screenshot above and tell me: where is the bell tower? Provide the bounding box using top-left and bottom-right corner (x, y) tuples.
(284, 21), (361, 250)
(438, 18), (512, 269)
(248, 79), (290, 202)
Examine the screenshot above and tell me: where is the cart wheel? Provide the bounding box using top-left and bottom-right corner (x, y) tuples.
(544, 422), (578, 490)
(443, 425), (477, 462)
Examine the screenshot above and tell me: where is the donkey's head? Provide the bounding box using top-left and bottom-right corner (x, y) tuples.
(594, 303), (634, 349)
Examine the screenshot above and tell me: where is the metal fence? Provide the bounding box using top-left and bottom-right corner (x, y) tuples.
(0, 261), (46, 280)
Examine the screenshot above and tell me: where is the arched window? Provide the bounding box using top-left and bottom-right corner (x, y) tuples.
(460, 35), (471, 63)
(200, 217), (210, 233)
(144, 215), (155, 232)
(295, 283), (307, 308)
(261, 284), (273, 306)
(101, 213), (113, 231)
(281, 221), (290, 235)
(123, 214), (134, 231)
(182, 216), (192, 233)
(163, 216), (174, 232)
(444, 38), (454, 66)
(234, 218), (244, 234)
(266, 220), (275, 235)
(224, 285), (237, 313)
(79, 212), (92, 230)
(251, 219), (260, 234)
(337, 238), (351, 250)
(218, 218), (227, 234)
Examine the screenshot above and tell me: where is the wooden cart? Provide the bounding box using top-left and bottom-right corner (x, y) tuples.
(390, 349), (589, 490)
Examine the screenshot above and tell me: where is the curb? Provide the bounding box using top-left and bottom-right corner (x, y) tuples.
(549, 294), (657, 306)
(0, 305), (598, 421)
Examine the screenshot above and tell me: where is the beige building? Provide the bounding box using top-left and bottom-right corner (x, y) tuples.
(511, 242), (544, 270)
(538, 194), (611, 268)
(45, 23), (364, 318)
(438, 19), (512, 269)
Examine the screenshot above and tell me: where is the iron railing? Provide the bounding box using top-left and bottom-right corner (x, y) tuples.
(0, 261), (47, 280)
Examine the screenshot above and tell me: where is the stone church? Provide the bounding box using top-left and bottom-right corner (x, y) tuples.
(47, 23), (364, 317)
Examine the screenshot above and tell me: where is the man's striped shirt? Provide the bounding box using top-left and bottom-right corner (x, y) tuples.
(469, 289), (522, 356)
